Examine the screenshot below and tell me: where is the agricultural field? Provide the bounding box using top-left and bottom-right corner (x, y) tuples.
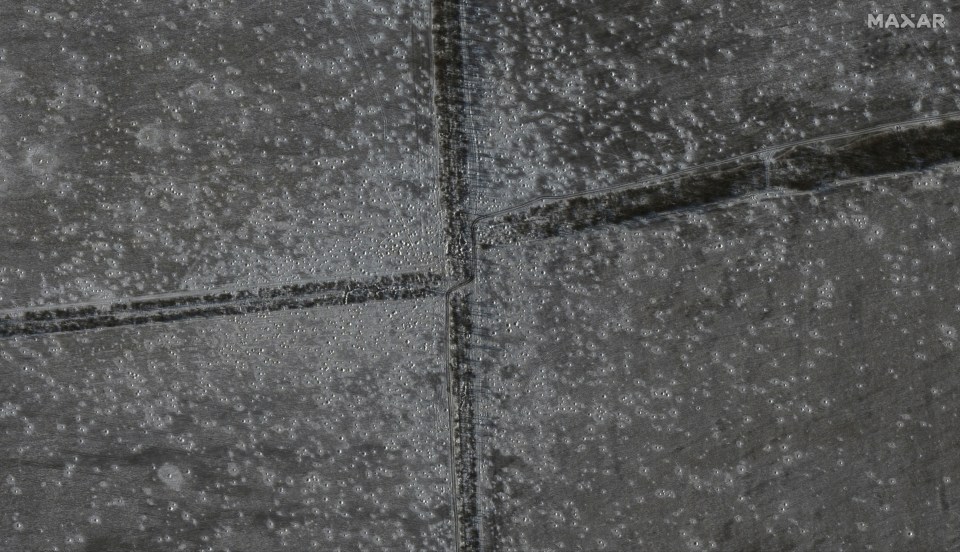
(0, 0), (440, 309)
(470, 166), (960, 550)
(3, 0), (960, 550)
(0, 297), (452, 551)
(463, 0), (959, 212)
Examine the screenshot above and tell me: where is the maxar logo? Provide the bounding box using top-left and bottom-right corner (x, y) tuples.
(868, 13), (946, 28)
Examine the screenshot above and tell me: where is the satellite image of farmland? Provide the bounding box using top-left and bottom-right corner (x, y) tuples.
(1, 0), (958, 550)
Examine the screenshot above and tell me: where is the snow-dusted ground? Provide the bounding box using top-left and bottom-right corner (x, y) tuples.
(464, 0), (959, 213)
(2, 0), (960, 550)
(1, 297), (452, 551)
(472, 166), (960, 550)
(0, 0), (441, 309)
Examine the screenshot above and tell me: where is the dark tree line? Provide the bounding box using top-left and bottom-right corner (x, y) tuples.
(1, 271), (442, 337)
(448, 290), (480, 550)
(487, 119), (960, 245)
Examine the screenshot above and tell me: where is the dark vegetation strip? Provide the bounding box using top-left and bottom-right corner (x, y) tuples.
(434, 0), (484, 546)
(433, 0), (472, 281)
(0, 272), (442, 337)
(485, 119), (960, 245)
(447, 290), (479, 550)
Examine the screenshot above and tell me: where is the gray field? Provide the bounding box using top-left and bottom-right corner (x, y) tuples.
(472, 167), (960, 551)
(0, 0), (440, 309)
(2, 0), (959, 550)
(464, 0), (959, 212)
(0, 297), (452, 551)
